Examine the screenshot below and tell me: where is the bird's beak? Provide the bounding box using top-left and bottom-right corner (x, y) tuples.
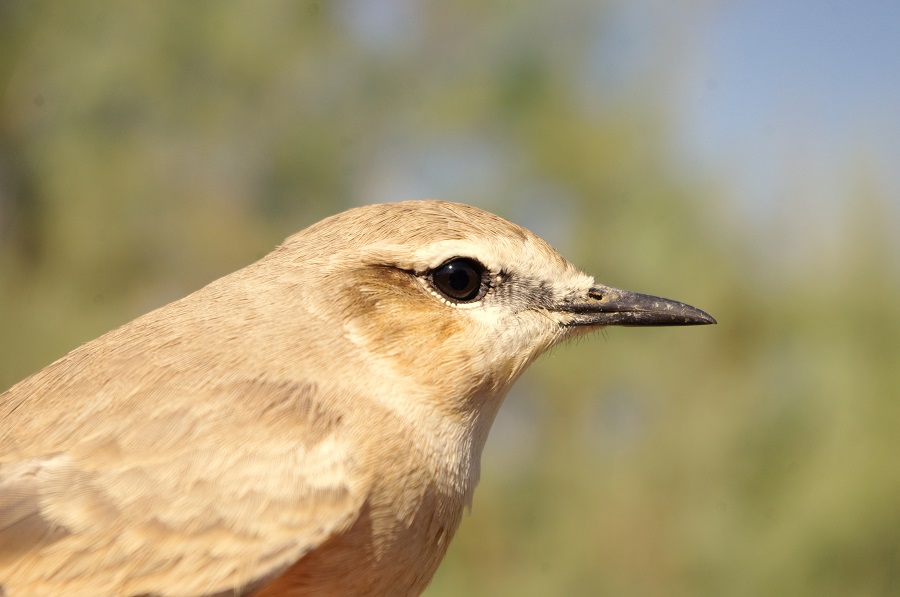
(561, 284), (716, 327)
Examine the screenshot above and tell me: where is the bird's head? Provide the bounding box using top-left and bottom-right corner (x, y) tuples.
(272, 200), (714, 422)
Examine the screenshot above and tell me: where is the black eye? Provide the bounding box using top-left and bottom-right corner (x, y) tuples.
(430, 258), (487, 302)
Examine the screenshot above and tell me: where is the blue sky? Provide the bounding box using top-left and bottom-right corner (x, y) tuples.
(670, 0), (900, 219)
(340, 0), (899, 231)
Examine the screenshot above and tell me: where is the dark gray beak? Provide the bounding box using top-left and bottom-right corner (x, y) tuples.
(562, 284), (716, 327)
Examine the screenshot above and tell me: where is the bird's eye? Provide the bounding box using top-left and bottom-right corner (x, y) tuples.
(429, 258), (487, 303)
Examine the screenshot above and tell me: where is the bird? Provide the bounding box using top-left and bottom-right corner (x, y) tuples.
(0, 200), (714, 596)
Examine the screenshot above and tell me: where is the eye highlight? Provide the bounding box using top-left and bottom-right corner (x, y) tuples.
(429, 258), (487, 303)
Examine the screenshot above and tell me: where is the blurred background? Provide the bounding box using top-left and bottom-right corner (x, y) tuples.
(1, 1), (898, 595)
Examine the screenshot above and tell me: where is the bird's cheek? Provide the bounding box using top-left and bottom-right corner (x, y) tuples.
(493, 311), (562, 359)
(339, 286), (480, 383)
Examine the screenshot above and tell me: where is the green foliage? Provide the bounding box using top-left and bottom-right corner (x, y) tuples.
(1, 2), (897, 595)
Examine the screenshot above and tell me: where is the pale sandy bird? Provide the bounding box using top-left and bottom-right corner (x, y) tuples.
(0, 200), (714, 596)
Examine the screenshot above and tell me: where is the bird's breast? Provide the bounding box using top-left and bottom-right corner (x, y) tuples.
(256, 431), (470, 596)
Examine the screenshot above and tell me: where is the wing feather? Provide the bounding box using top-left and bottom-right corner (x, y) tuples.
(0, 377), (364, 597)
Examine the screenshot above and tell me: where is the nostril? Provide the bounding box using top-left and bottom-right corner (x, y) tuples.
(588, 289), (604, 301)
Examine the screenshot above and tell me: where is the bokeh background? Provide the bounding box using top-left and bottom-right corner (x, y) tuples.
(1, 1), (898, 595)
